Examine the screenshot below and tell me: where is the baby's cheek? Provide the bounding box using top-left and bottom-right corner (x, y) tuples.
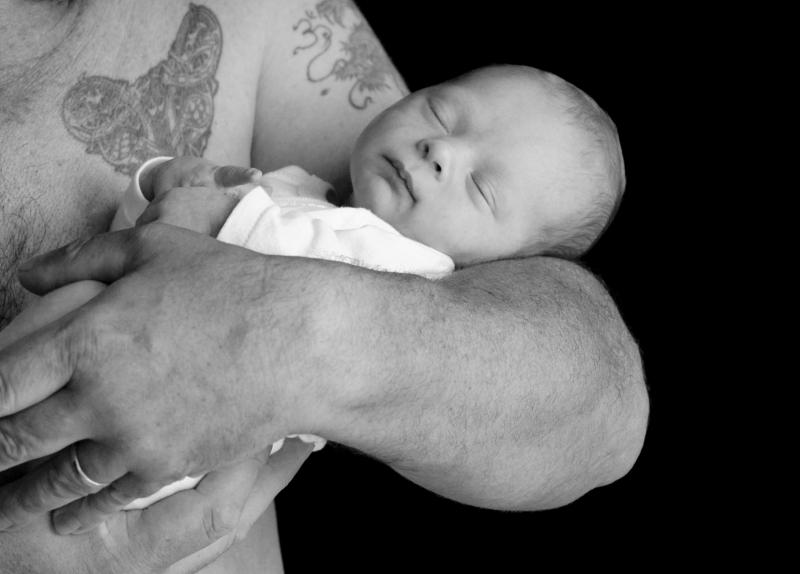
(391, 212), (438, 249)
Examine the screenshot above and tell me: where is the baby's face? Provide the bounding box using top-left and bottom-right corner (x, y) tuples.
(349, 67), (589, 265)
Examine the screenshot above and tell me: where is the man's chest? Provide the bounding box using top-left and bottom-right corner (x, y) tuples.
(0, 0), (265, 325)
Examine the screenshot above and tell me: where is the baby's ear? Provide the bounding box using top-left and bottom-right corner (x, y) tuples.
(325, 187), (350, 206)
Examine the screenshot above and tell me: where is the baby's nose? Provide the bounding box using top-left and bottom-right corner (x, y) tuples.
(417, 139), (447, 181)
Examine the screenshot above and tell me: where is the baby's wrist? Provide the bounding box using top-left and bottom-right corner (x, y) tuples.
(135, 156), (174, 201)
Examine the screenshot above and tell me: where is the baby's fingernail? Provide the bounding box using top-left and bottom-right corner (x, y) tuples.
(0, 514), (13, 531)
(247, 168), (262, 180)
(52, 509), (81, 535)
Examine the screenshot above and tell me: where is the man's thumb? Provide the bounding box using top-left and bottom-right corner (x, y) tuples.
(18, 230), (134, 295)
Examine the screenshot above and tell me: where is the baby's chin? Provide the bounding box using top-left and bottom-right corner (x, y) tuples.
(350, 179), (389, 214)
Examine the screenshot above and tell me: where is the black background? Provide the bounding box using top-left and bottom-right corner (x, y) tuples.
(277, 2), (718, 570)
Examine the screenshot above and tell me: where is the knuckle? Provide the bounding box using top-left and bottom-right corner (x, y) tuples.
(127, 222), (167, 258)
(94, 483), (132, 511)
(202, 502), (239, 542)
(16, 486), (47, 514)
(0, 426), (27, 467)
(129, 477), (162, 499)
(131, 220), (167, 243)
(0, 501), (21, 530)
(0, 369), (17, 414)
(41, 461), (86, 500)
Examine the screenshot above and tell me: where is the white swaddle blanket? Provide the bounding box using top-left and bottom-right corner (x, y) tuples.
(115, 157), (454, 509)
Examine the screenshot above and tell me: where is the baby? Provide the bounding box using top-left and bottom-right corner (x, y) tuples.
(0, 64), (625, 509)
(127, 64), (625, 266)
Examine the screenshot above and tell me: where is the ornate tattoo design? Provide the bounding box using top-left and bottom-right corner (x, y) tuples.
(293, 0), (399, 110)
(61, 4), (222, 176)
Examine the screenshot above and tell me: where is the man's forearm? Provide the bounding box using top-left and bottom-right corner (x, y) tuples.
(305, 256), (649, 511)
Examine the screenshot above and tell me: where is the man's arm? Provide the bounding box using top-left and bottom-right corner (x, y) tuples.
(307, 255), (649, 510)
(0, 225), (645, 533)
(245, 3), (648, 507)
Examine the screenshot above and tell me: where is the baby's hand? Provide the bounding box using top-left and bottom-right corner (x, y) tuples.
(137, 157), (262, 236)
(137, 185), (243, 236)
(141, 156), (262, 200)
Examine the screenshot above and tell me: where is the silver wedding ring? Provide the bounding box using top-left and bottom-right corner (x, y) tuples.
(71, 444), (108, 488)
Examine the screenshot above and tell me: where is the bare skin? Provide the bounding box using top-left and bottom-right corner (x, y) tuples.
(1, 1), (404, 571)
(0, 1), (648, 572)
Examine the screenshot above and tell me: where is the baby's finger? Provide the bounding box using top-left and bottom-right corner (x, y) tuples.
(213, 165), (262, 188)
(135, 198), (163, 227)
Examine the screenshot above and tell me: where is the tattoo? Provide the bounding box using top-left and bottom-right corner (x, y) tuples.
(60, 4), (222, 176)
(0, 91), (33, 127)
(293, 0), (399, 110)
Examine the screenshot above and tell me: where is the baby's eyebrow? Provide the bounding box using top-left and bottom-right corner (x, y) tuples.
(430, 85), (471, 115)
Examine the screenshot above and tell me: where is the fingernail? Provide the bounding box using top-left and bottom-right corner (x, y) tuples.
(0, 514), (12, 531)
(52, 509), (81, 535)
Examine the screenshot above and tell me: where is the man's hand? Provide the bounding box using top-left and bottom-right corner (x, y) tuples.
(137, 157), (262, 236)
(0, 225), (323, 533)
(92, 438), (311, 573)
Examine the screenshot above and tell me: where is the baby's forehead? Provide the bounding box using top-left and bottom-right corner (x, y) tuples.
(445, 67), (565, 118)
(452, 65), (553, 96)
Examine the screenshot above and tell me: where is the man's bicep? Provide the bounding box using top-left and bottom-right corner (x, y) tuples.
(252, 0), (408, 190)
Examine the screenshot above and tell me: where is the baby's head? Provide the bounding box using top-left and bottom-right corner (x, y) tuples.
(349, 64), (625, 265)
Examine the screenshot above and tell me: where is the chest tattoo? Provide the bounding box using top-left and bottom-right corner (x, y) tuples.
(293, 0), (401, 110)
(60, 3), (222, 176)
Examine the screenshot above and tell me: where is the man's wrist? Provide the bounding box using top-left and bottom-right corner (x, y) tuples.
(267, 258), (375, 441)
(286, 260), (439, 452)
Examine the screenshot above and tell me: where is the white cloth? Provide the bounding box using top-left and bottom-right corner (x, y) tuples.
(113, 158), (454, 280)
(114, 157), (454, 509)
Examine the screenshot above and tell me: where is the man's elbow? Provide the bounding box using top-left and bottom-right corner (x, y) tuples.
(540, 338), (650, 510)
(596, 339), (650, 489)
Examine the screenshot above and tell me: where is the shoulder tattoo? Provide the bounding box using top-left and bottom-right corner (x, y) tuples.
(60, 3), (222, 176)
(293, 0), (401, 110)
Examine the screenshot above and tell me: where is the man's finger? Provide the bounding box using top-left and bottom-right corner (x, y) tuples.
(0, 281), (105, 352)
(160, 443), (312, 574)
(131, 459), (262, 572)
(0, 440), (122, 531)
(235, 438), (313, 541)
(52, 471), (168, 535)
(0, 319), (76, 417)
(17, 230), (136, 295)
(0, 386), (87, 469)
